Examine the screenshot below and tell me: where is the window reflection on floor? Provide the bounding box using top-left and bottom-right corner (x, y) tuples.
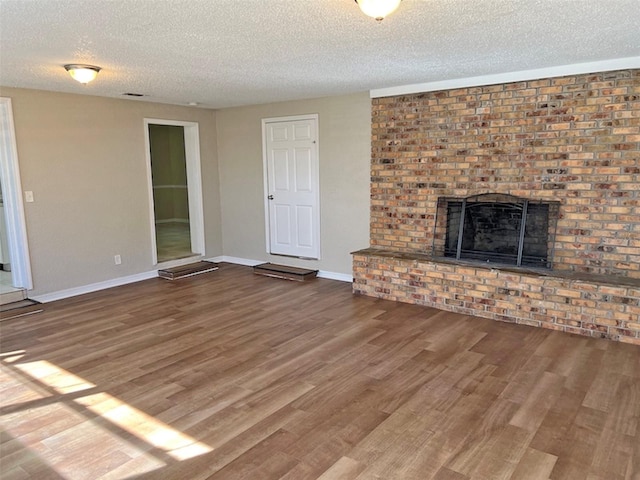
(1, 353), (212, 480)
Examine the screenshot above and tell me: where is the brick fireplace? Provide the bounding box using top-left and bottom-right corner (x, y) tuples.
(353, 69), (640, 344)
(434, 193), (559, 268)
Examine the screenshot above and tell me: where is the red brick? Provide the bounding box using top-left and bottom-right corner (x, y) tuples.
(360, 69), (640, 344)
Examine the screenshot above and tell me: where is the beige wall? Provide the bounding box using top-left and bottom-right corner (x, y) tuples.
(216, 92), (371, 275)
(2, 87), (222, 296)
(2, 87), (369, 298)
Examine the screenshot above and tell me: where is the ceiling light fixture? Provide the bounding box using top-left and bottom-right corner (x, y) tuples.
(64, 64), (101, 84)
(355, 0), (402, 21)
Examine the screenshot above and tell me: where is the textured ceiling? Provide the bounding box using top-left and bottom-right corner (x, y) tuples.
(1, 0), (639, 109)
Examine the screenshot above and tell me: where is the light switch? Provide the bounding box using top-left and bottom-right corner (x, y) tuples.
(25, 191), (34, 203)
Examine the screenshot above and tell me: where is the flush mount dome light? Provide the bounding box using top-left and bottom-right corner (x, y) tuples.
(64, 64), (101, 84)
(355, 0), (402, 21)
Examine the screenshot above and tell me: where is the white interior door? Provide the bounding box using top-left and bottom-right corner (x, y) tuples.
(263, 115), (320, 259)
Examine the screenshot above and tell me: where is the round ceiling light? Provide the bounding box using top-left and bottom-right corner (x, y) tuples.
(355, 0), (402, 21)
(64, 64), (101, 84)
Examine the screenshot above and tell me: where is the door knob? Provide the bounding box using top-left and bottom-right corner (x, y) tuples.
(268, 195), (274, 200)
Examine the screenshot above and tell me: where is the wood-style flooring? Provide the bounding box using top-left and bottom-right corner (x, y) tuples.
(155, 222), (193, 263)
(1, 263), (638, 480)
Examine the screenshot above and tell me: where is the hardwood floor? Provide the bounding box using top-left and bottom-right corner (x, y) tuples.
(1, 263), (638, 479)
(156, 222), (193, 263)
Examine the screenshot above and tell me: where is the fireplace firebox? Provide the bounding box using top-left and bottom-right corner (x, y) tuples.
(433, 194), (559, 269)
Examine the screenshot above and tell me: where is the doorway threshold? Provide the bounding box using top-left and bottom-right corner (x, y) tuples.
(156, 255), (204, 270)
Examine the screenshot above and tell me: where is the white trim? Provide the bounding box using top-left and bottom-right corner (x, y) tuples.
(208, 255), (263, 267)
(31, 270), (159, 303)
(261, 113), (321, 259)
(32, 255), (204, 303)
(208, 255), (352, 283)
(370, 56), (640, 98)
(262, 120), (270, 255)
(144, 119), (205, 265)
(143, 124), (158, 263)
(31, 254), (352, 303)
(183, 124), (205, 256)
(262, 114), (321, 124)
(0, 97), (33, 290)
(317, 271), (353, 283)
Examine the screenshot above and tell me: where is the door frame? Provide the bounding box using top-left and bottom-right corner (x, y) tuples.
(143, 118), (205, 265)
(0, 97), (33, 290)
(261, 113), (320, 258)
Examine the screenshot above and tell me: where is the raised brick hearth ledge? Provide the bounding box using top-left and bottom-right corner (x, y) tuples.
(352, 248), (640, 344)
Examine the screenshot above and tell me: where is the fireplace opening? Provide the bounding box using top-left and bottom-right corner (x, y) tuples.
(433, 193), (559, 269)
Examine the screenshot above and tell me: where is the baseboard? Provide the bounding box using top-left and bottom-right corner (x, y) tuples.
(32, 255), (352, 303)
(33, 256), (208, 303)
(207, 255), (263, 267)
(208, 256), (353, 283)
(32, 270), (159, 303)
(317, 271), (353, 282)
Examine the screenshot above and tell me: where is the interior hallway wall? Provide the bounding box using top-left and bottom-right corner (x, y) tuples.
(1, 87), (222, 296)
(216, 92), (371, 276)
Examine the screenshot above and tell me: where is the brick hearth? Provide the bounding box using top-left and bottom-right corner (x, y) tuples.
(353, 69), (640, 343)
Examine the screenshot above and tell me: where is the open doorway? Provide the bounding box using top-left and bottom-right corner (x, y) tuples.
(0, 97), (33, 299)
(144, 119), (204, 265)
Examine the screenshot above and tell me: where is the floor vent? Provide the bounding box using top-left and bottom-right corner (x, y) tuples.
(158, 261), (219, 280)
(253, 263), (318, 282)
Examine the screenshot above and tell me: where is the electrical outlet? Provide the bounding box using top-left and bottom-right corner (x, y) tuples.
(25, 191), (34, 202)
(114, 255), (122, 265)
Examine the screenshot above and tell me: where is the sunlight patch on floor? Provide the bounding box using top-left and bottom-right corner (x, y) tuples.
(76, 392), (213, 460)
(14, 360), (96, 394)
(1, 358), (212, 479)
(1, 358), (51, 408)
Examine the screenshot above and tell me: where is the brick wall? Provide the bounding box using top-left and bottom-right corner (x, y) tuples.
(370, 69), (639, 277)
(355, 69), (640, 343)
(353, 249), (640, 344)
